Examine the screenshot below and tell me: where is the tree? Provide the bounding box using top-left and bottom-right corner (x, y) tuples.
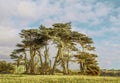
(74, 52), (100, 75)
(38, 25), (52, 74)
(19, 29), (40, 74)
(10, 50), (23, 67)
(50, 23), (73, 75)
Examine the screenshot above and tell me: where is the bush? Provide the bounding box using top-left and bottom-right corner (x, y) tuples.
(0, 61), (15, 74)
(100, 69), (120, 77)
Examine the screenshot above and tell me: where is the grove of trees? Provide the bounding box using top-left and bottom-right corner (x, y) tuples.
(10, 22), (100, 75)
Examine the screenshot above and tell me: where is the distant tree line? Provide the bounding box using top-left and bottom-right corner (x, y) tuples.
(10, 22), (100, 75)
(100, 69), (120, 77)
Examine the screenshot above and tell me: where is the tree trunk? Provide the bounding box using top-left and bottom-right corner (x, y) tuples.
(24, 51), (29, 73)
(37, 50), (43, 65)
(51, 49), (60, 75)
(30, 48), (36, 74)
(62, 59), (68, 75)
(44, 45), (48, 65)
(30, 56), (35, 74)
(80, 62), (84, 74)
(44, 45), (49, 75)
(66, 60), (69, 74)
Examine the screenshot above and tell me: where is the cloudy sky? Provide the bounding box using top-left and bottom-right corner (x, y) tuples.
(0, 0), (120, 69)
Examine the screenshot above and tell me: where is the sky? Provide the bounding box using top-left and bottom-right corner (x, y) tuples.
(0, 0), (120, 69)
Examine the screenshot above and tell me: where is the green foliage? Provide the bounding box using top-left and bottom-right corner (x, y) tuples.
(10, 22), (100, 75)
(0, 61), (15, 73)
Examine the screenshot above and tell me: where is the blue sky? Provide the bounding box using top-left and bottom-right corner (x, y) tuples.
(0, 0), (120, 69)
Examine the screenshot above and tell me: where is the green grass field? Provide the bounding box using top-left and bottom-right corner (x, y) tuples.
(0, 74), (120, 83)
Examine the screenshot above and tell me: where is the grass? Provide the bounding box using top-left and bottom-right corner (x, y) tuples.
(0, 74), (120, 83)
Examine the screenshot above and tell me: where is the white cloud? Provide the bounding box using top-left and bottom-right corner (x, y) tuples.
(64, 1), (111, 24)
(0, 25), (20, 46)
(0, 0), (112, 26)
(109, 6), (120, 26)
(97, 43), (120, 69)
(94, 2), (111, 17)
(0, 46), (15, 58)
(0, 0), (113, 24)
(84, 26), (120, 38)
(110, 15), (120, 26)
(17, 1), (37, 18)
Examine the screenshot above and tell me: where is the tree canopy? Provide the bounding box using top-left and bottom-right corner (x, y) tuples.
(10, 22), (100, 75)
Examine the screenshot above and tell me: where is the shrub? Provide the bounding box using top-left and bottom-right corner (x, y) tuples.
(0, 61), (15, 74)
